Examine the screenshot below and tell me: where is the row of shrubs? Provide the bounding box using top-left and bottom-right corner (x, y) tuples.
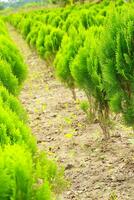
(0, 19), (65, 199)
(7, 0), (134, 139)
(7, 1), (110, 60)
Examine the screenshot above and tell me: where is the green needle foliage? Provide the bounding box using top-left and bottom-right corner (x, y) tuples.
(71, 26), (111, 137)
(0, 144), (33, 200)
(21, 17), (32, 38)
(44, 27), (64, 60)
(26, 22), (41, 47)
(36, 25), (52, 58)
(0, 60), (19, 95)
(0, 35), (27, 86)
(0, 144), (66, 200)
(99, 6), (134, 128)
(54, 26), (85, 99)
(0, 101), (36, 150)
(0, 85), (27, 122)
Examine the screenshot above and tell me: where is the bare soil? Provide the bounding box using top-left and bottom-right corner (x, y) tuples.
(8, 25), (134, 200)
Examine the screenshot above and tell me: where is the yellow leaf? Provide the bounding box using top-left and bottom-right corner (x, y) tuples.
(64, 133), (73, 139)
(42, 103), (47, 111)
(45, 84), (49, 92)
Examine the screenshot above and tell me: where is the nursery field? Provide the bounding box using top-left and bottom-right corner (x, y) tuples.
(1, 0), (134, 199)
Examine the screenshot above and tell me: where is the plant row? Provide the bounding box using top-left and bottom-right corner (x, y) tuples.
(7, 0), (134, 138)
(0, 19), (65, 199)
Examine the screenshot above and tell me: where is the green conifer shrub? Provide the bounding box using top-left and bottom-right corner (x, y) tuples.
(63, 13), (82, 32)
(44, 27), (64, 60)
(0, 36), (27, 85)
(0, 144), (33, 200)
(54, 26), (85, 100)
(21, 17), (32, 38)
(0, 144), (66, 200)
(0, 60), (19, 95)
(0, 102), (36, 150)
(71, 26), (111, 138)
(0, 85), (27, 122)
(26, 22), (41, 47)
(99, 7), (134, 129)
(36, 25), (52, 58)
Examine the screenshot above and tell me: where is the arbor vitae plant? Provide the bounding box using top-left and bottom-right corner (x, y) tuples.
(21, 17), (32, 38)
(71, 27), (111, 138)
(0, 145), (33, 200)
(0, 85), (27, 122)
(26, 22), (41, 47)
(44, 27), (64, 61)
(63, 13), (83, 32)
(0, 60), (19, 95)
(36, 25), (52, 58)
(0, 35), (27, 86)
(0, 100), (36, 150)
(99, 7), (134, 129)
(0, 144), (66, 200)
(54, 26), (85, 100)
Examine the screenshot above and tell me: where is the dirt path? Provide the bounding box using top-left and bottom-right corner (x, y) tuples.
(8, 25), (134, 200)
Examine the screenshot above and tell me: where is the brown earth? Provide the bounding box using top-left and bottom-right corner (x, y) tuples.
(8, 25), (134, 200)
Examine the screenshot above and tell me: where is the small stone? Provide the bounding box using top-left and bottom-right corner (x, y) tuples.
(67, 191), (72, 195)
(65, 163), (74, 170)
(50, 113), (57, 117)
